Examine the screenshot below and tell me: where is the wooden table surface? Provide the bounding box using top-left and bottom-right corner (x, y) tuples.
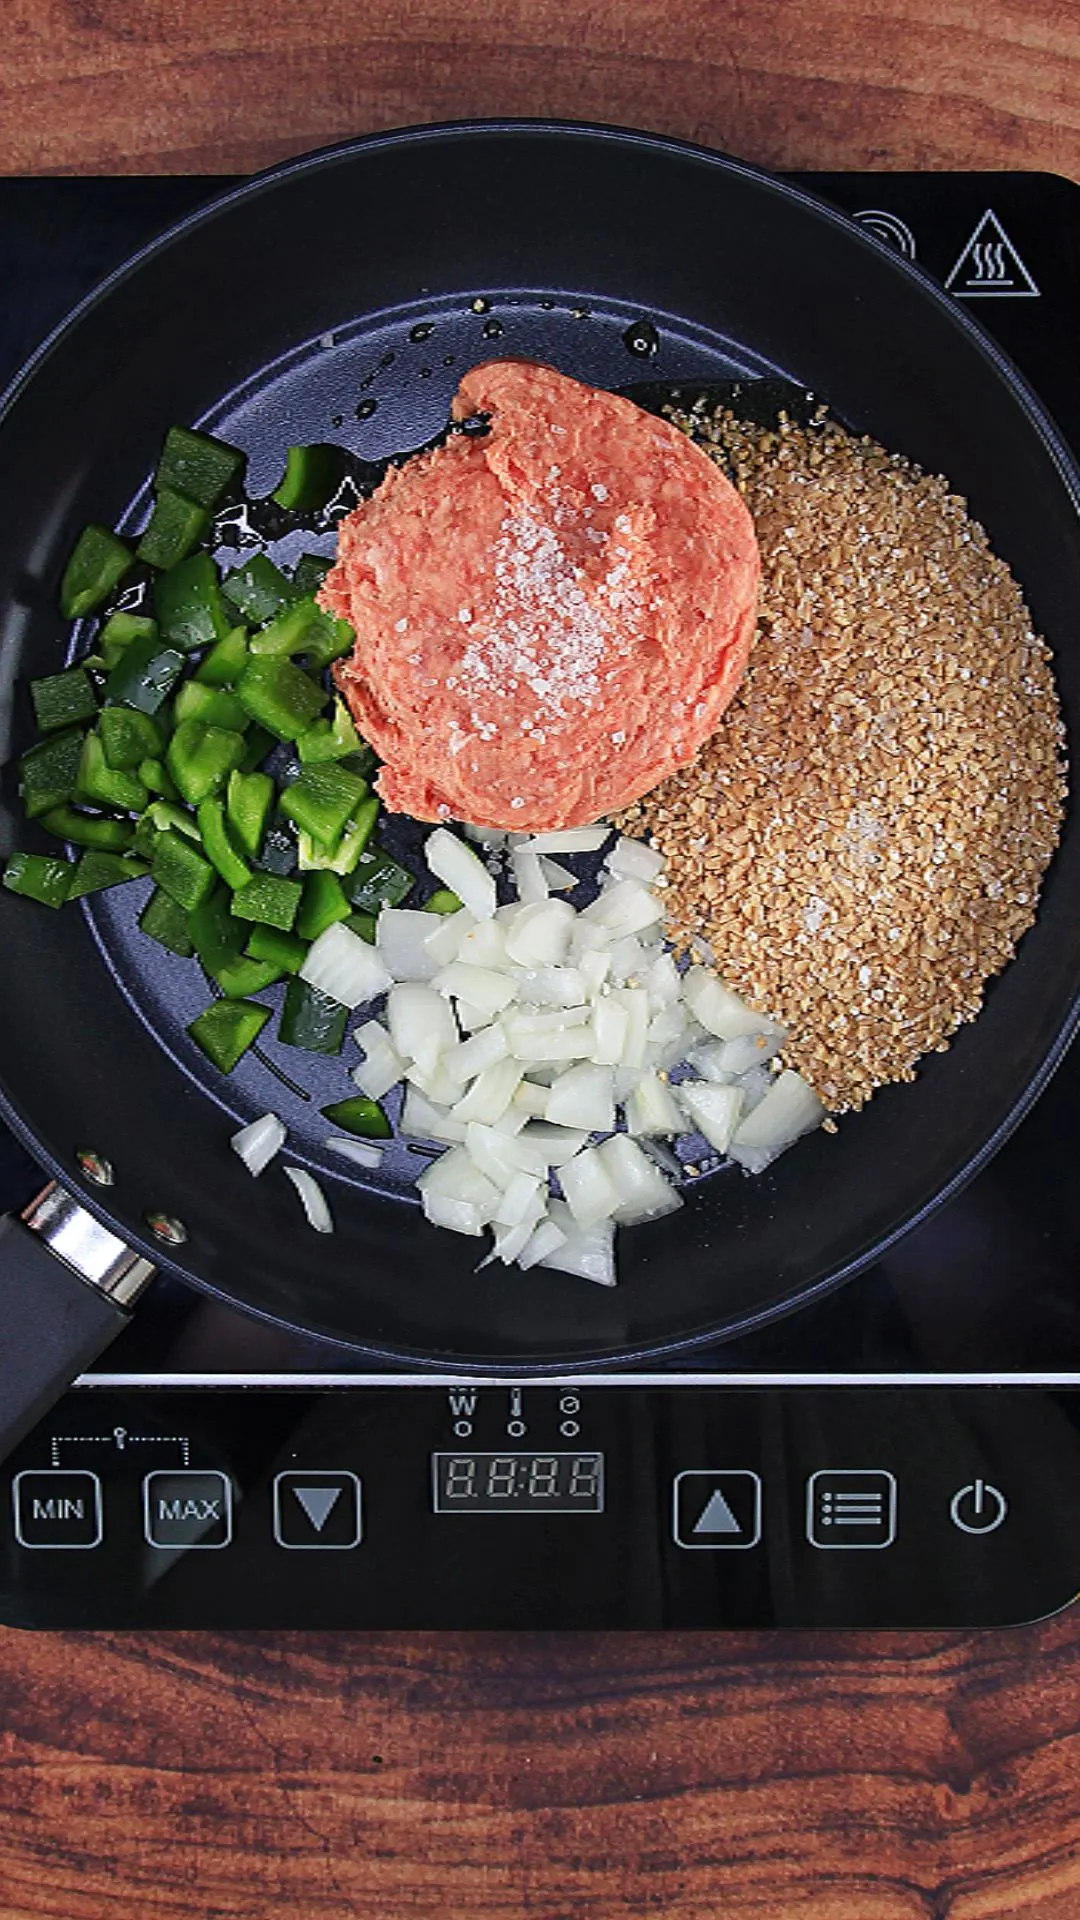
(3, 3), (1080, 1914)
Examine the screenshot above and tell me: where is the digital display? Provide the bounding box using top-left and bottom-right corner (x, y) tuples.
(432, 1452), (605, 1513)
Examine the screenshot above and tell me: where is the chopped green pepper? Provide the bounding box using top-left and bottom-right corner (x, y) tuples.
(155, 425), (244, 508)
(40, 805), (136, 852)
(297, 799), (379, 874)
(99, 706), (162, 772)
(424, 888), (463, 914)
(245, 922), (308, 973)
(166, 720), (246, 806)
(151, 827), (216, 912)
(255, 824), (298, 876)
(137, 489), (211, 570)
(194, 626), (249, 687)
(139, 885), (196, 955)
(60, 525), (134, 620)
(271, 443), (345, 512)
(100, 611), (158, 672)
(291, 552), (333, 597)
(155, 551), (232, 652)
(279, 763), (368, 846)
(248, 595), (351, 670)
(236, 655), (327, 741)
(196, 796), (252, 891)
(226, 769), (273, 859)
(76, 734), (149, 814)
(345, 845), (414, 911)
(346, 908), (378, 943)
(2, 850), (74, 908)
(68, 849), (149, 897)
(31, 667), (98, 734)
(297, 869), (350, 941)
(230, 870), (302, 931)
(174, 681), (250, 731)
(19, 729), (86, 819)
(321, 1094), (392, 1138)
(278, 977), (348, 1054)
(222, 553), (296, 625)
(239, 723), (276, 773)
(139, 756), (180, 800)
(297, 697), (363, 765)
(188, 997), (270, 1073)
(104, 634), (185, 715)
(189, 886), (245, 974)
(211, 953), (284, 998)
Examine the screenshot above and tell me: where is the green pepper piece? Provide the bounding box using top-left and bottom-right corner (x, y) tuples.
(238, 723), (276, 773)
(31, 667), (98, 734)
(230, 871), (302, 931)
(137, 489), (211, 570)
(297, 869), (351, 942)
(76, 734), (149, 814)
(103, 634), (185, 714)
(346, 909), (378, 943)
(296, 798), (379, 875)
(155, 551), (232, 652)
(194, 626), (249, 688)
(196, 796), (252, 891)
(248, 595), (351, 670)
(139, 885), (196, 956)
(222, 553), (296, 625)
(188, 998), (270, 1073)
(139, 756), (180, 801)
(151, 827), (216, 912)
(226, 769), (274, 859)
(19, 729), (86, 819)
(291, 552), (332, 598)
(345, 845), (414, 911)
(271, 443), (346, 512)
(60, 525), (134, 620)
(68, 849), (149, 897)
(40, 805), (136, 852)
(424, 888), (463, 915)
(321, 1094), (392, 1139)
(99, 706), (162, 772)
(255, 824), (298, 876)
(100, 611), (158, 673)
(297, 697), (363, 766)
(166, 720), (246, 807)
(279, 763), (368, 846)
(155, 425), (244, 509)
(189, 886), (245, 974)
(211, 953), (284, 998)
(174, 681), (250, 731)
(245, 923), (308, 973)
(278, 977), (347, 1054)
(236, 655), (327, 741)
(2, 850), (74, 908)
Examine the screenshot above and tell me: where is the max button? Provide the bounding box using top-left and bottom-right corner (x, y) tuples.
(143, 1471), (232, 1549)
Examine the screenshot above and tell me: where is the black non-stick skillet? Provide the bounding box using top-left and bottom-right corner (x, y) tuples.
(0, 120), (1078, 1467)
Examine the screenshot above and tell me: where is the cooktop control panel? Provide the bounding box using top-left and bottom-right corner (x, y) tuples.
(3, 1385), (1079, 1628)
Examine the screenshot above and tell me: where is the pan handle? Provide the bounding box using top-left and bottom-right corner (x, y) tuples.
(0, 1184), (154, 1469)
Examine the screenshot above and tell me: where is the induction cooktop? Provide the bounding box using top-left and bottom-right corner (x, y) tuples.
(2, 169), (1080, 1630)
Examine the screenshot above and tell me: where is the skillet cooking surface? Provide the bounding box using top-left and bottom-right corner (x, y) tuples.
(1, 120), (1079, 1370)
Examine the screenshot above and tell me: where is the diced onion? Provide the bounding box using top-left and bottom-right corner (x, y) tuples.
(539, 857), (577, 891)
(544, 1062), (616, 1133)
(426, 827), (497, 920)
(625, 1069), (684, 1138)
(511, 847), (549, 903)
(422, 907), (477, 968)
(519, 1121), (591, 1165)
(465, 1120), (549, 1182)
(717, 1030), (786, 1075)
(401, 1085), (466, 1144)
(324, 1136), (385, 1170)
(511, 964), (588, 1007)
(416, 1146), (501, 1230)
(494, 1170), (546, 1229)
(283, 1165), (334, 1233)
(539, 1200), (616, 1285)
(443, 1022), (509, 1082)
(678, 1081), (745, 1154)
(523, 825), (611, 854)
(376, 908), (444, 982)
(557, 1145), (621, 1227)
(451, 1057), (523, 1125)
(597, 1133), (682, 1224)
(300, 923), (392, 1010)
(591, 995), (629, 1066)
(605, 835), (665, 884)
(463, 824), (508, 849)
(433, 960), (518, 1016)
(351, 1019), (406, 1100)
(517, 1217), (568, 1270)
(230, 1112), (286, 1177)
(503, 898), (577, 968)
(728, 1070), (825, 1173)
(581, 877), (664, 937)
(387, 983), (458, 1071)
(683, 967), (781, 1042)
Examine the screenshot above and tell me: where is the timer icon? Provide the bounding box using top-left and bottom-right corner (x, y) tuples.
(949, 1478), (1008, 1535)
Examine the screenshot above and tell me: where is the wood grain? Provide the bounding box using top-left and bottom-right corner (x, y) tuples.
(4, 3), (1080, 1915)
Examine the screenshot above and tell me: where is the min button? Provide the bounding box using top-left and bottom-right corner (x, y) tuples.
(13, 1470), (103, 1549)
(143, 1471), (232, 1549)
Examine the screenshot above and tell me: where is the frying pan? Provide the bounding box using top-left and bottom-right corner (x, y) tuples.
(1, 121), (1079, 1463)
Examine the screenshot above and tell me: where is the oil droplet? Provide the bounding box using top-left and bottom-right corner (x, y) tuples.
(482, 317), (504, 339)
(418, 366), (432, 378)
(622, 317), (659, 357)
(572, 304), (590, 321)
(443, 354), (456, 367)
(471, 296), (491, 314)
(358, 372), (375, 392)
(355, 397), (378, 420)
(540, 298), (555, 311)
(409, 321), (435, 343)
(331, 413), (344, 428)
(380, 350), (396, 366)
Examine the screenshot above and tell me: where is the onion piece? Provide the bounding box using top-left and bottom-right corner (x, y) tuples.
(511, 847), (549, 904)
(482, 1218), (538, 1266)
(605, 835), (665, 884)
(422, 907), (477, 969)
(387, 983), (459, 1070)
(443, 1022), (509, 1082)
(376, 908), (444, 982)
(518, 1121), (590, 1166)
(539, 1200), (616, 1285)
(404, 1058), (466, 1108)
(503, 898), (577, 968)
(579, 950), (612, 997)
(645, 951), (681, 1009)
(230, 1112), (286, 1177)
(728, 1069), (825, 1173)
(416, 1146), (501, 1229)
(539, 857), (577, 891)
(457, 918), (507, 968)
(591, 995), (629, 1066)
(494, 1170), (546, 1228)
(422, 1195), (489, 1236)
(425, 827), (497, 920)
(465, 1120), (549, 1182)
(683, 967), (782, 1042)
(283, 1165), (334, 1233)
(523, 825), (610, 854)
(433, 960), (517, 1017)
(544, 1062), (616, 1133)
(557, 1145), (621, 1227)
(300, 923), (392, 1010)
(351, 1019), (406, 1100)
(451, 1056), (523, 1125)
(512, 1079), (553, 1118)
(511, 964), (588, 1008)
(517, 1216), (568, 1271)
(400, 1085), (466, 1144)
(678, 1081), (745, 1154)
(581, 877), (664, 937)
(597, 1133), (682, 1224)
(625, 1069), (684, 1138)
(463, 824), (508, 850)
(323, 1136), (385, 1171)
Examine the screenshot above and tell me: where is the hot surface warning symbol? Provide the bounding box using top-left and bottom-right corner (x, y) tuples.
(945, 209), (1039, 298)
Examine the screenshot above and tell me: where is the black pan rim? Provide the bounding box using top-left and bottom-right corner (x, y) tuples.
(0, 119), (1078, 1372)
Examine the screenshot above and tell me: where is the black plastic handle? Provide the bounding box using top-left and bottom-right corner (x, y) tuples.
(0, 1212), (132, 1467)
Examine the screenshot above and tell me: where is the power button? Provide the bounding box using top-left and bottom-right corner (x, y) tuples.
(950, 1478), (1008, 1535)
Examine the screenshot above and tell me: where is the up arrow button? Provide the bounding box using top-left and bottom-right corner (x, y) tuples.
(273, 1472), (363, 1550)
(673, 1471), (763, 1549)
